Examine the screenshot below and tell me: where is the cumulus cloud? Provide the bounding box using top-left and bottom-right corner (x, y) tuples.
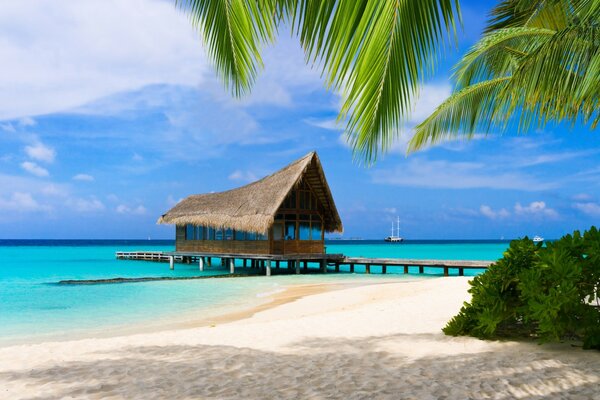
(514, 201), (558, 218)
(72, 174), (94, 182)
(480, 205), (510, 220)
(67, 197), (105, 212)
(228, 170), (258, 183)
(20, 161), (49, 177)
(0, 192), (50, 212)
(0, 0), (206, 121)
(25, 142), (55, 163)
(166, 195), (183, 207)
(116, 204), (147, 215)
(573, 202), (600, 217)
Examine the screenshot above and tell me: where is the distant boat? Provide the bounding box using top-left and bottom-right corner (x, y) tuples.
(384, 216), (404, 243)
(533, 235), (544, 243)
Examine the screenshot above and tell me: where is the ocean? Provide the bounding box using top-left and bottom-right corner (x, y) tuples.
(0, 240), (509, 346)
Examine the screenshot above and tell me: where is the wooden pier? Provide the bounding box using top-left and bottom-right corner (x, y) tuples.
(116, 251), (491, 276)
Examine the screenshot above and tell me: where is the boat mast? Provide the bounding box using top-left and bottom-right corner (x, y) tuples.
(391, 221), (395, 237)
(396, 216), (400, 237)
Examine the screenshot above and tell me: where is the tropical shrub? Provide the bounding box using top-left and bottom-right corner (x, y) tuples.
(444, 227), (600, 349)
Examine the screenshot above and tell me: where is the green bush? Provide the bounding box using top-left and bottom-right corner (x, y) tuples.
(443, 227), (600, 350)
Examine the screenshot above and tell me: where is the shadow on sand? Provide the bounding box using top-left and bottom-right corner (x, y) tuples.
(1, 334), (598, 399)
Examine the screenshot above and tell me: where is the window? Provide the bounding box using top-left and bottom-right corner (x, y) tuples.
(234, 230), (245, 240)
(299, 221), (310, 240)
(206, 227), (214, 240)
(285, 221), (296, 240)
(224, 228), (233, 240)
(273, 224), (283, 240)
(215, 228), (223, 240)
(246, 231), (256, 240)
(311, 218), (322, 240)
(185, 224), (195, 240)
(196, 226), (204, 240)
(257, 232), (267, 240)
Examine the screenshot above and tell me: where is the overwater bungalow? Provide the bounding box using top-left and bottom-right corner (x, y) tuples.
(158, 152), (343, 261)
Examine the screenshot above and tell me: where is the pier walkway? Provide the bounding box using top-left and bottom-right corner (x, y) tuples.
(116, 251), (492, 276)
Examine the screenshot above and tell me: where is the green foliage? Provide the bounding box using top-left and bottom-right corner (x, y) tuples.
(409, 0), (599, 152)
(177, 0), (461, 163)
(443, 226), (600, 350)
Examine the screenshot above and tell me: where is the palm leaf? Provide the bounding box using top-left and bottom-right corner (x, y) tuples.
(454, 27), (556, 88)
(177, 0), (278, 96)
(408, 77), (511, 152)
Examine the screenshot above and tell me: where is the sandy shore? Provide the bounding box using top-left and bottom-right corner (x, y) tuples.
(1, 277), (598, 399)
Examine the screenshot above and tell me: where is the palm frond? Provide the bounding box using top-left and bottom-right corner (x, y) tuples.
(454, 27), (556, 87)
(288, 0), (460, 163)
(408, 77), (511, 152)
(177, 0), (278, 96)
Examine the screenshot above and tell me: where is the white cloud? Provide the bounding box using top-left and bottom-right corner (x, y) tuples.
(116, 204), (147, 215)
(383, 207), (398, 214)
(372, 159), (556, 191)
(408, 83), (452, 124)
(0, 192), (50, 212)
(573, 193), (592, 201)
(514, 201), (558, 218)
(480, 205), (510, 220)
(166, 195), (183, 207)
(0, 0), (206, 121)
(573, 202), (600, 217)
(67, 197), (105, 212)
(20, 161), (49, 177)
(72, 173), (94, 182)
(305, 118), (341, 131)
(228, 170), (258, 183)
(24, 142), (55, 163)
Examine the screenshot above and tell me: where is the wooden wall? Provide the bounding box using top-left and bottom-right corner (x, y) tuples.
(177, 239), (271, 254)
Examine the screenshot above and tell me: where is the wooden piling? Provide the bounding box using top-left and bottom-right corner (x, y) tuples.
(382, 265), (386, 274)
(365, 264), (371, 274)
(169, 256), (174, 270)
(350, 263), (354, 273)
(404, 265), (409, 274)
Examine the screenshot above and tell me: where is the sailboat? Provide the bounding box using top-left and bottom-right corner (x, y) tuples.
(384, 216), (404, 243)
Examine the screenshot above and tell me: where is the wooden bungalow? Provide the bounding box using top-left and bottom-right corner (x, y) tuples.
(158, 152), (343, 257)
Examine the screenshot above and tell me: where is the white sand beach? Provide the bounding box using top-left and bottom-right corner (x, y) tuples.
(1, 277), (598, 399)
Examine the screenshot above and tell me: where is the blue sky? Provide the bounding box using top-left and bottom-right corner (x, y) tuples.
(0, 0), (598, 240)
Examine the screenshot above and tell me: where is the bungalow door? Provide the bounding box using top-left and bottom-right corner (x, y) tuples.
(271, 222), (284, 254)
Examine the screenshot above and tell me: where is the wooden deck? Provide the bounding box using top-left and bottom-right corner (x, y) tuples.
(116, 251), (492, 277)
(336, 257), (491, 276)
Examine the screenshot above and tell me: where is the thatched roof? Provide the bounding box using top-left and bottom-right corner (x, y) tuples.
(158, 152), (343, 234)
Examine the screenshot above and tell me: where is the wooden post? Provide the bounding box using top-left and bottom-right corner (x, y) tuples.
(229, 258), (235, 274)
(335, 263), (340, 272)
(404, 265), (409, 274)
(295, 261), (300, 274)
(276, 260), (280, 269)
(303, 261), (308, 271)
(266, 260), (272, 276)
(382, 265), (386, 274)
(169, 256), (174, 270)
(199, 257), (204, 272)
(365, 264), (371, 274)
(350, 263), (354, 273)
(419, 266), (424, 274)
(207, 257), (212, 267)
(289, 260), (294, 271)
(444, 266), (449, 277)
(459, 267), (464, 276)
(320, 259), (327, 273)
(243, 259), (247, 268)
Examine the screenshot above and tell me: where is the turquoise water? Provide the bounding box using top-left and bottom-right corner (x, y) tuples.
(0, 240), (509, 346)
